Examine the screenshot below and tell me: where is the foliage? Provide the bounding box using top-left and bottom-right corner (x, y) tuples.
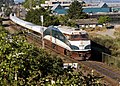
(90, 33), (120, 68)
(98, 16), (111, 24)
(4, 7), (12, 17)
(117, 61), (120, 68)
(0, 27), (104, 85)
(38, 70), (103, 85)
(90, 35), (113, 51)
(25, 8), (60, 27)
(0, 28), (63, 85)
(22, 0), (30, 8)
(58, 15), (76, 27)
(67, 0), (88, 19)
(58, 15), (67, 25)
(0, 17), (2, 25)
(0, 3), (12, 17)
(44, 15), (60, 27)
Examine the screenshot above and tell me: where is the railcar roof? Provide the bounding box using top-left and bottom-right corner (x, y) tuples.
(26, 23), (35, 26)
(10, 14), (86, 35)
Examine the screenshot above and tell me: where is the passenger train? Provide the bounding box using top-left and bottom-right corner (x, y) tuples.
(10, 13), (91, 60)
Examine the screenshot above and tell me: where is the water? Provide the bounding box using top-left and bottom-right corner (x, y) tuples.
(84, 0), (120, 3)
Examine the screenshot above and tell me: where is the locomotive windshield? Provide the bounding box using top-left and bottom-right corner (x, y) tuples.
(70, 32), (88, 40)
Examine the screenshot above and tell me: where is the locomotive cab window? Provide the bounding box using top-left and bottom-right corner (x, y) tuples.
(70, 32), (88, 40)
(80, 32), (88, 39)
(71, 35), (79, 39)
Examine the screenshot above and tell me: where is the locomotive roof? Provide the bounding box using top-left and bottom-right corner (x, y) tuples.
(56, 26), (87, 35)
(48, 26), (60, 32)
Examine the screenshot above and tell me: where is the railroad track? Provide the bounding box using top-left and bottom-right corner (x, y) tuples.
(6, 20), (120, 85)
(81, 61), (120, 82)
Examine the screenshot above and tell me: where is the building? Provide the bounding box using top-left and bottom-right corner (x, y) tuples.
(41, 0), (72, 8)
(41, 0), (83, 14)
(84, 0), (120, 12)
(41, 0), (83, 7)
(83, 2), (111, 14)
(41, 0), (111, 15)
(75, 19), (103, 28)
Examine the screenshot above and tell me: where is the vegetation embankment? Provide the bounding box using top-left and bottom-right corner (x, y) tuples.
(89, 28), (120, 68)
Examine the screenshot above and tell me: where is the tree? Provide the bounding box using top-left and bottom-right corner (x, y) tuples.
(58, 15), (76, 27)
(67, 0), (88, 19)
(4, 7), (12, 17)
(0, 28), (64, 85)
(0, 17), (2, 25)
(25, 7), (60, 27)
(98, 16), (111, 24)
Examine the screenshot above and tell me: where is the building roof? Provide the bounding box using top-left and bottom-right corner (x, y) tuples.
(83, 2), (108, 8)
(98, 2), (108, 7)
(51, 4), (67, 14)
(51, 4), (61, 10)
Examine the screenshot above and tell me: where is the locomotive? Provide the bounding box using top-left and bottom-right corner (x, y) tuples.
(10, 13), (91, 60)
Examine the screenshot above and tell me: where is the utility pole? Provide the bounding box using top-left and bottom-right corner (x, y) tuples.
(41, 15), (44, 48)
(17, 3), (20, 17)
(29, 0), (32, 9)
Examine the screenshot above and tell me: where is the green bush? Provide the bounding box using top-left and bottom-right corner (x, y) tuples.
(0, 27), (104, 85)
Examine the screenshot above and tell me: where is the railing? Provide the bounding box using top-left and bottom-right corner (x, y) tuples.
(102, 52), (120, 68)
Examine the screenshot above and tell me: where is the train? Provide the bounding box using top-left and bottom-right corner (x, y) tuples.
(9, 13), (91, 60)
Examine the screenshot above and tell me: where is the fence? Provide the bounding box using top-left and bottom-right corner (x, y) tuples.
(102, 52), (120, 68)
